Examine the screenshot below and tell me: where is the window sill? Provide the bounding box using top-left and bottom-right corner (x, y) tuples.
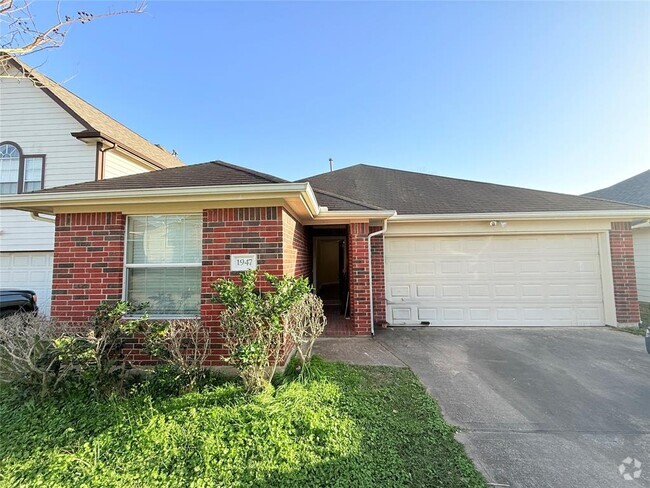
(124, 314), (200, 321)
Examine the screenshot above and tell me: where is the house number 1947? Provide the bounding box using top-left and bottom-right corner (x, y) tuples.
(230, 254), (257, 272)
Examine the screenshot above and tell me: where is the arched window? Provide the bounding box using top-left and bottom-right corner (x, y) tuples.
(0, 142), (45, 194)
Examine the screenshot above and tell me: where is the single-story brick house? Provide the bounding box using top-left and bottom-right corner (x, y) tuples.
(2, 161), (648, 364)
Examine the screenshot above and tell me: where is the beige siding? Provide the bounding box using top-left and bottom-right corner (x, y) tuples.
(0, 76), (97, 252)
(633, 227), (650, 303)
(103, 150), (152, 179)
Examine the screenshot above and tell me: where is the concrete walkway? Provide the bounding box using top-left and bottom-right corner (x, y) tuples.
(313, 337), (405, 367)
(377, 327), (650, 488)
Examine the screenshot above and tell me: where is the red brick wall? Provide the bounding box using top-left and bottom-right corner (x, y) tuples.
(282, 209), (311, 279)
(610, 222), (641, 325)
(369, 226), (386, 325)
(348, 222), (371, 335)
(51, 212), (125, 324)
(201, 207), (284, 366)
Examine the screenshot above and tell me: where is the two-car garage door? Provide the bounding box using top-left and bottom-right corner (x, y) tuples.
(385, 234), (605, 327)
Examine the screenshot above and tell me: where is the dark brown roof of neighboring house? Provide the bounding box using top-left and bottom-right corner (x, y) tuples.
(299, 164), (645, 214)
(583, 170), (650, 207)
(8, 58), (184, 170)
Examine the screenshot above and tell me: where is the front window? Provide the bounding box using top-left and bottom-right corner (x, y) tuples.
(0, 142), (45, 194)
(125, 215), (202, 316)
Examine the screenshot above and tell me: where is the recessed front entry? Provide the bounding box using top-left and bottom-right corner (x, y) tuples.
(385, 234), (606, 326)
(313, 236), (347, 313)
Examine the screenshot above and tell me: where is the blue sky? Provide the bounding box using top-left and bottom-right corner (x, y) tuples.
(23, 1), (650, 195)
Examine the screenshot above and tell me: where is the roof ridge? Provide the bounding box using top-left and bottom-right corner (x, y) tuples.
(211, 160), (287, 183)
(313, 187), (385, 210)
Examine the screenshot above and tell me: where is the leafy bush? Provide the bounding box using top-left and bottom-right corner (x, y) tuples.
(212, 270), (310, 392)
(286, 293), (327, 368)
(0, 313), (74, 397)
(142, 320), (210, 391)
(60, 301), (149, 393)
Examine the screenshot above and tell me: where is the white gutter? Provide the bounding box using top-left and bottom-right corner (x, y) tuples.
(391, 210), (650, 222)
(0, 182), (323, 218)
(0, 182), (313, 205)
(30, 212), (55, 224)
(368, 219), (389, 337)
(632, 219), (650, 229)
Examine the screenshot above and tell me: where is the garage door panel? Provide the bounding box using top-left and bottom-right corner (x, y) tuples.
(0, 252), (53, 316)
(385, 235), (605, 327)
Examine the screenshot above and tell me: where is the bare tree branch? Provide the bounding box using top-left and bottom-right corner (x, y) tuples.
(1, 0), (146, 76)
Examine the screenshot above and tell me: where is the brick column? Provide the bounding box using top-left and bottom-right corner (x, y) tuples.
(201, 207), (284, 366)
(51, 212), (125, 324)
(370, 226), (386, 326)
(609, 222), (641, 326)
(348, 222), (371, 335)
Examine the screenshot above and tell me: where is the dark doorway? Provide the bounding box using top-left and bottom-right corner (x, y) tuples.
(313, 236), (347, 314)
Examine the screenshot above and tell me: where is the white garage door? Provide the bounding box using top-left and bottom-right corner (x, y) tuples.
(0, 252), (53, 316)
(385, 234), (605, 327)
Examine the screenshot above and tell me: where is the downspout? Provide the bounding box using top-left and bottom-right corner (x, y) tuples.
(368, 219), (389, 337)
(30, 212), (55, 224)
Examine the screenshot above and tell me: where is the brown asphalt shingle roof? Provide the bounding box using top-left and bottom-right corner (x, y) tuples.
(35, 160), (380, 211)
(299, 164), (645, 214)
(9, 58), (183, 170)
(38, 161), (283, 192)
(35, 160), (647, 215)
(583, 170), (650, 207)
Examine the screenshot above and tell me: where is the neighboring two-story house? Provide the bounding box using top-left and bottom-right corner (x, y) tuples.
(0, 58), (184, 314)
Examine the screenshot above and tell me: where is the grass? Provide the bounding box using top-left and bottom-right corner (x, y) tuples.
(0, 358), (485, 488)
(614, 302), (649, 336)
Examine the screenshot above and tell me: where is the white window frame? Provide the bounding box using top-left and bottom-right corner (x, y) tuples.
(123, 214), (202, 318)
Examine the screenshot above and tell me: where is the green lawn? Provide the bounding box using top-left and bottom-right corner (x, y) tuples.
(0, 359), (485, 488)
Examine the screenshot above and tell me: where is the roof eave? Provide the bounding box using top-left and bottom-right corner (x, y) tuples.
(71, 130), (181, 170)
(0, 182), (319, 219)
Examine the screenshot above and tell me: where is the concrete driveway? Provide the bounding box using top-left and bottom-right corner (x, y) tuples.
(377, 327), (650, 488)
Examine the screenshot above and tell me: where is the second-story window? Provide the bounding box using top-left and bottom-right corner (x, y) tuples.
(0, 142), (45, 194)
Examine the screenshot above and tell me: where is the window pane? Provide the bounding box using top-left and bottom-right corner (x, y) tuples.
(0, 153), (19, 194)
(127, 215), (201, 264)
(126, 267), (201, 315)
(0, 182), (18, 194)
(23, 181), (42, 192)
(23, 157), (43, 182)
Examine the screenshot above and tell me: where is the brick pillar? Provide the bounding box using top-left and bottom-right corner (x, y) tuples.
(609, 222), (641, 326)
(370, 226), (386, 325)
(348, 222), (371, 335)
(51, 212), (125, 324)
(201, 207), (284, 366)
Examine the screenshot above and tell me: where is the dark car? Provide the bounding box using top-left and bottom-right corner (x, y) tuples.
(0, 289), (38, 318)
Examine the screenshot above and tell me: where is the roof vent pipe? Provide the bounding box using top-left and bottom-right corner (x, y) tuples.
(329, 158), (333, 172)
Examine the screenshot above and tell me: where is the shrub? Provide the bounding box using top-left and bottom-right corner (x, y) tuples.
(61, 301), (149, 393)
(286, 293), (327, 368)
(212, 270), (310, 392)
(142, 320), (210, 390)
(0, 313), (74, 396)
